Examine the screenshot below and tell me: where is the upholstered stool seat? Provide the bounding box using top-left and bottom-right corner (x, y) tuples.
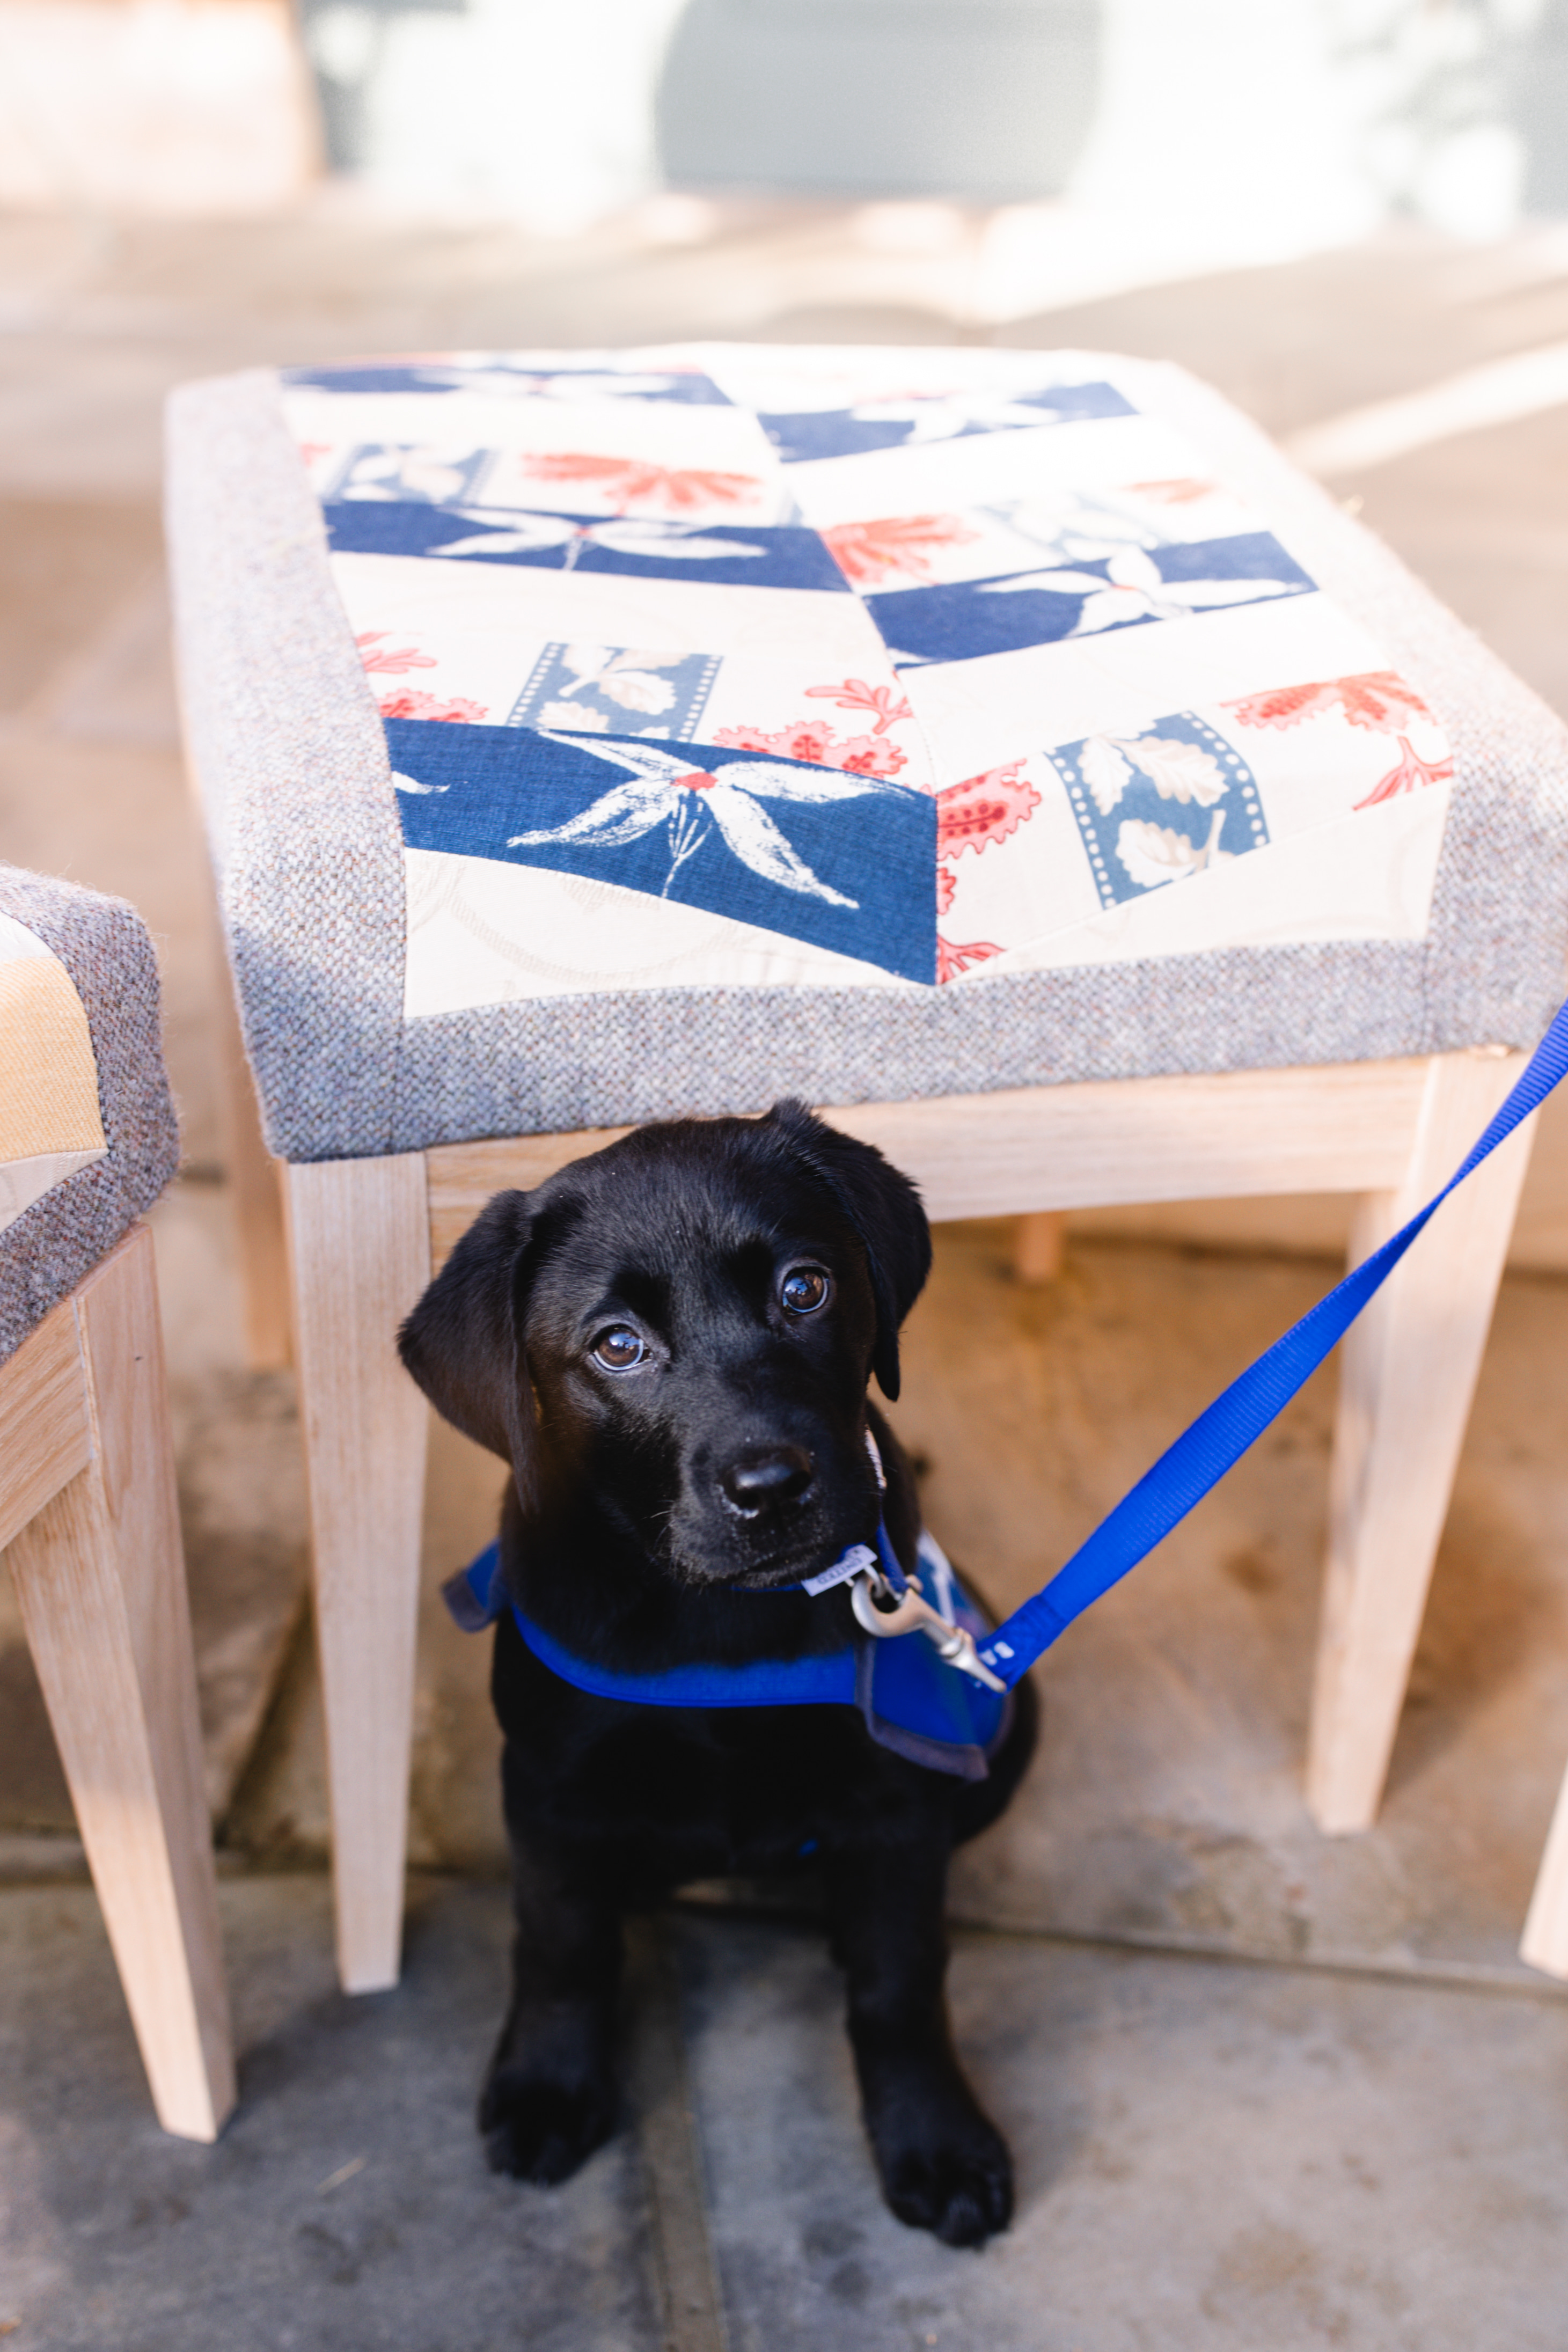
(167, 345), (1568, 1992)
(0, 864), (233, 2139)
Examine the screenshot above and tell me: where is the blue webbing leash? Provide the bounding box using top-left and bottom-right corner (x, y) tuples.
(974, 999), (1568, 1691)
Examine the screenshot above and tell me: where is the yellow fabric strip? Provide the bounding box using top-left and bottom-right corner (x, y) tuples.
(0, 953), (107, 1164)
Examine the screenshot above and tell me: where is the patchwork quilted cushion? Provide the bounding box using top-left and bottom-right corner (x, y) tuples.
(0, 866), (179, 1365)
(167, 347), (1568, 1163)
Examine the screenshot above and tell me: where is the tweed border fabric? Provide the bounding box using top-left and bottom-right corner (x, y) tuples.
(165, 355), (1568, 1163)
(166, 370), (408, 1161)
(0, 864), (180, 1366)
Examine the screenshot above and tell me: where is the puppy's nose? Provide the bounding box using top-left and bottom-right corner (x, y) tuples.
(720, 1444), (815, 1514)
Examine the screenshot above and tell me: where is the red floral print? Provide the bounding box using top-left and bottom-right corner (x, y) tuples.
(937, 935), (1002, 983)
(710, 719), (907, 778)
(1126, 478), (1215, 505)
(357, 631), (438, 676)
(1225, 670), (1438, 736)
(377, 690), (488, 722)
(935, 762), (1040, 860)
(1355, 737), (1455, 807)
(517, 453), (761, 513)
(834, 735), (907, 778)
(936, 865), (956, 916)
(822, 514), (978, 588)
(802, 677), (913, 735)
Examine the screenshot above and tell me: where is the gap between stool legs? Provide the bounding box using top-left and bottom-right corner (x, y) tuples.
(7, 1227), (236, 2139)
(207, 895), (292, 1372)
(1306, 1050), (1535, 1837)
(284, 1154), (431, 1994)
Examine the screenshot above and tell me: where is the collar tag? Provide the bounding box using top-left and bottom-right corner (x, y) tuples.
(800, 1543), (876, 1597)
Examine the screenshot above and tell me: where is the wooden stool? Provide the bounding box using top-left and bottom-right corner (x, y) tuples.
(1, 870), (233, 2138)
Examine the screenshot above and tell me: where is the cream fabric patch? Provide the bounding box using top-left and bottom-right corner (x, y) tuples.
(0, 913), (107, 1233)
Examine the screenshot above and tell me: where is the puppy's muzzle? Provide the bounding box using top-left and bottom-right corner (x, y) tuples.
(719, 1443), (815, 1516)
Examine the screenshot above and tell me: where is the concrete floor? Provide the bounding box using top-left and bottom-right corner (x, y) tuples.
(4, 197), (1568, 2344)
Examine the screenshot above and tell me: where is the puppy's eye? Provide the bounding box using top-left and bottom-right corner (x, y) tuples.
(780, 1266), (831, 1316)
(591, 1327), (646, 1371)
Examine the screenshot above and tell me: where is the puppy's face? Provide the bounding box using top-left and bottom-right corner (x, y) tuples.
(400, 1102), (932, 1592)
(523, 1147), (881, 1586)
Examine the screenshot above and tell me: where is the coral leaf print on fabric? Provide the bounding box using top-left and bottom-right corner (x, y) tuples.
(712, 720), (907, 778)
(508, 733), (883, 904)
(378, 690), (488, 722)
(823, 514), (979, 587)
(1357, 738), (1455, 807)
(517, 453), (763, 513)
(1117, 812), (1232, 889)
(1225, 671), (1437, 734)
(803, 677), (913, 734)
(1126, 478), (1216, 505)
(357, 631), (438, 675)
(937, 936), (1003, 982)
(936, 763), (1041, 860)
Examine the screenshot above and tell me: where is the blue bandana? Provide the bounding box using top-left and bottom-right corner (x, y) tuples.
(443, 1529), (1010, 1782)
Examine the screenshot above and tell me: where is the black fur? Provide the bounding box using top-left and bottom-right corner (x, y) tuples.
(399, 1100), (1037, 2246)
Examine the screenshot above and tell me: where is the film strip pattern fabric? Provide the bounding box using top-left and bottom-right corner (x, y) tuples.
(281, 347), (1455, 1019)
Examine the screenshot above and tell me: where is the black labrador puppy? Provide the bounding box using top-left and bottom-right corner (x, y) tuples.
(399, 1098), (1037, 2247)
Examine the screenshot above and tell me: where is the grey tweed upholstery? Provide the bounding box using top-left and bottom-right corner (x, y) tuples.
(0, 864), (180, 1367)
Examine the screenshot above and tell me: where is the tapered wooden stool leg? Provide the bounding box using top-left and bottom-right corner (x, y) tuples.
(285, 1154), (431, 1993)
(1307, 1051), (1536, 1834)
(1015, 1210), (1067, 1284)
(6, 1227), (235, 2140)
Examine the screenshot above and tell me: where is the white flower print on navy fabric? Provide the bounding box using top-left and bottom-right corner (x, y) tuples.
(434, 514), (768, 569)
(979, 545), (1302, 638)
(508, 734), (898, 905)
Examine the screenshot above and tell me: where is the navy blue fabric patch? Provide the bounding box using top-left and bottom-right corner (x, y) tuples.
(759, 382), (1137, 464)
(323, 501), (848, 594)
(866, 533), (1316, 666)
(388, 719), (938, 985)
(285, 362), (734, 404)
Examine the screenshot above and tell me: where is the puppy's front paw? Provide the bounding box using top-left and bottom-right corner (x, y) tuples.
(479, 2065), (616, 2186)
(881, 2122), (1013, 2248)
(868, 2077), (1013, 2247)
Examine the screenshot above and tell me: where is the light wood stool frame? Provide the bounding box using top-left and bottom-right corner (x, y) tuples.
(0, 1222), (236, 2139)
(233, 1045), (1567, 1992)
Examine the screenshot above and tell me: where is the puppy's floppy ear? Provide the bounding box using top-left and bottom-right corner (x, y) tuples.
(398, 1190), (541, 1512)
(764, 1098), (932, 1401)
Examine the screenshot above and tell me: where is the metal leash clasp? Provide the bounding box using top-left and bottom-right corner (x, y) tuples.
(849, 1565), (1007, 1694)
